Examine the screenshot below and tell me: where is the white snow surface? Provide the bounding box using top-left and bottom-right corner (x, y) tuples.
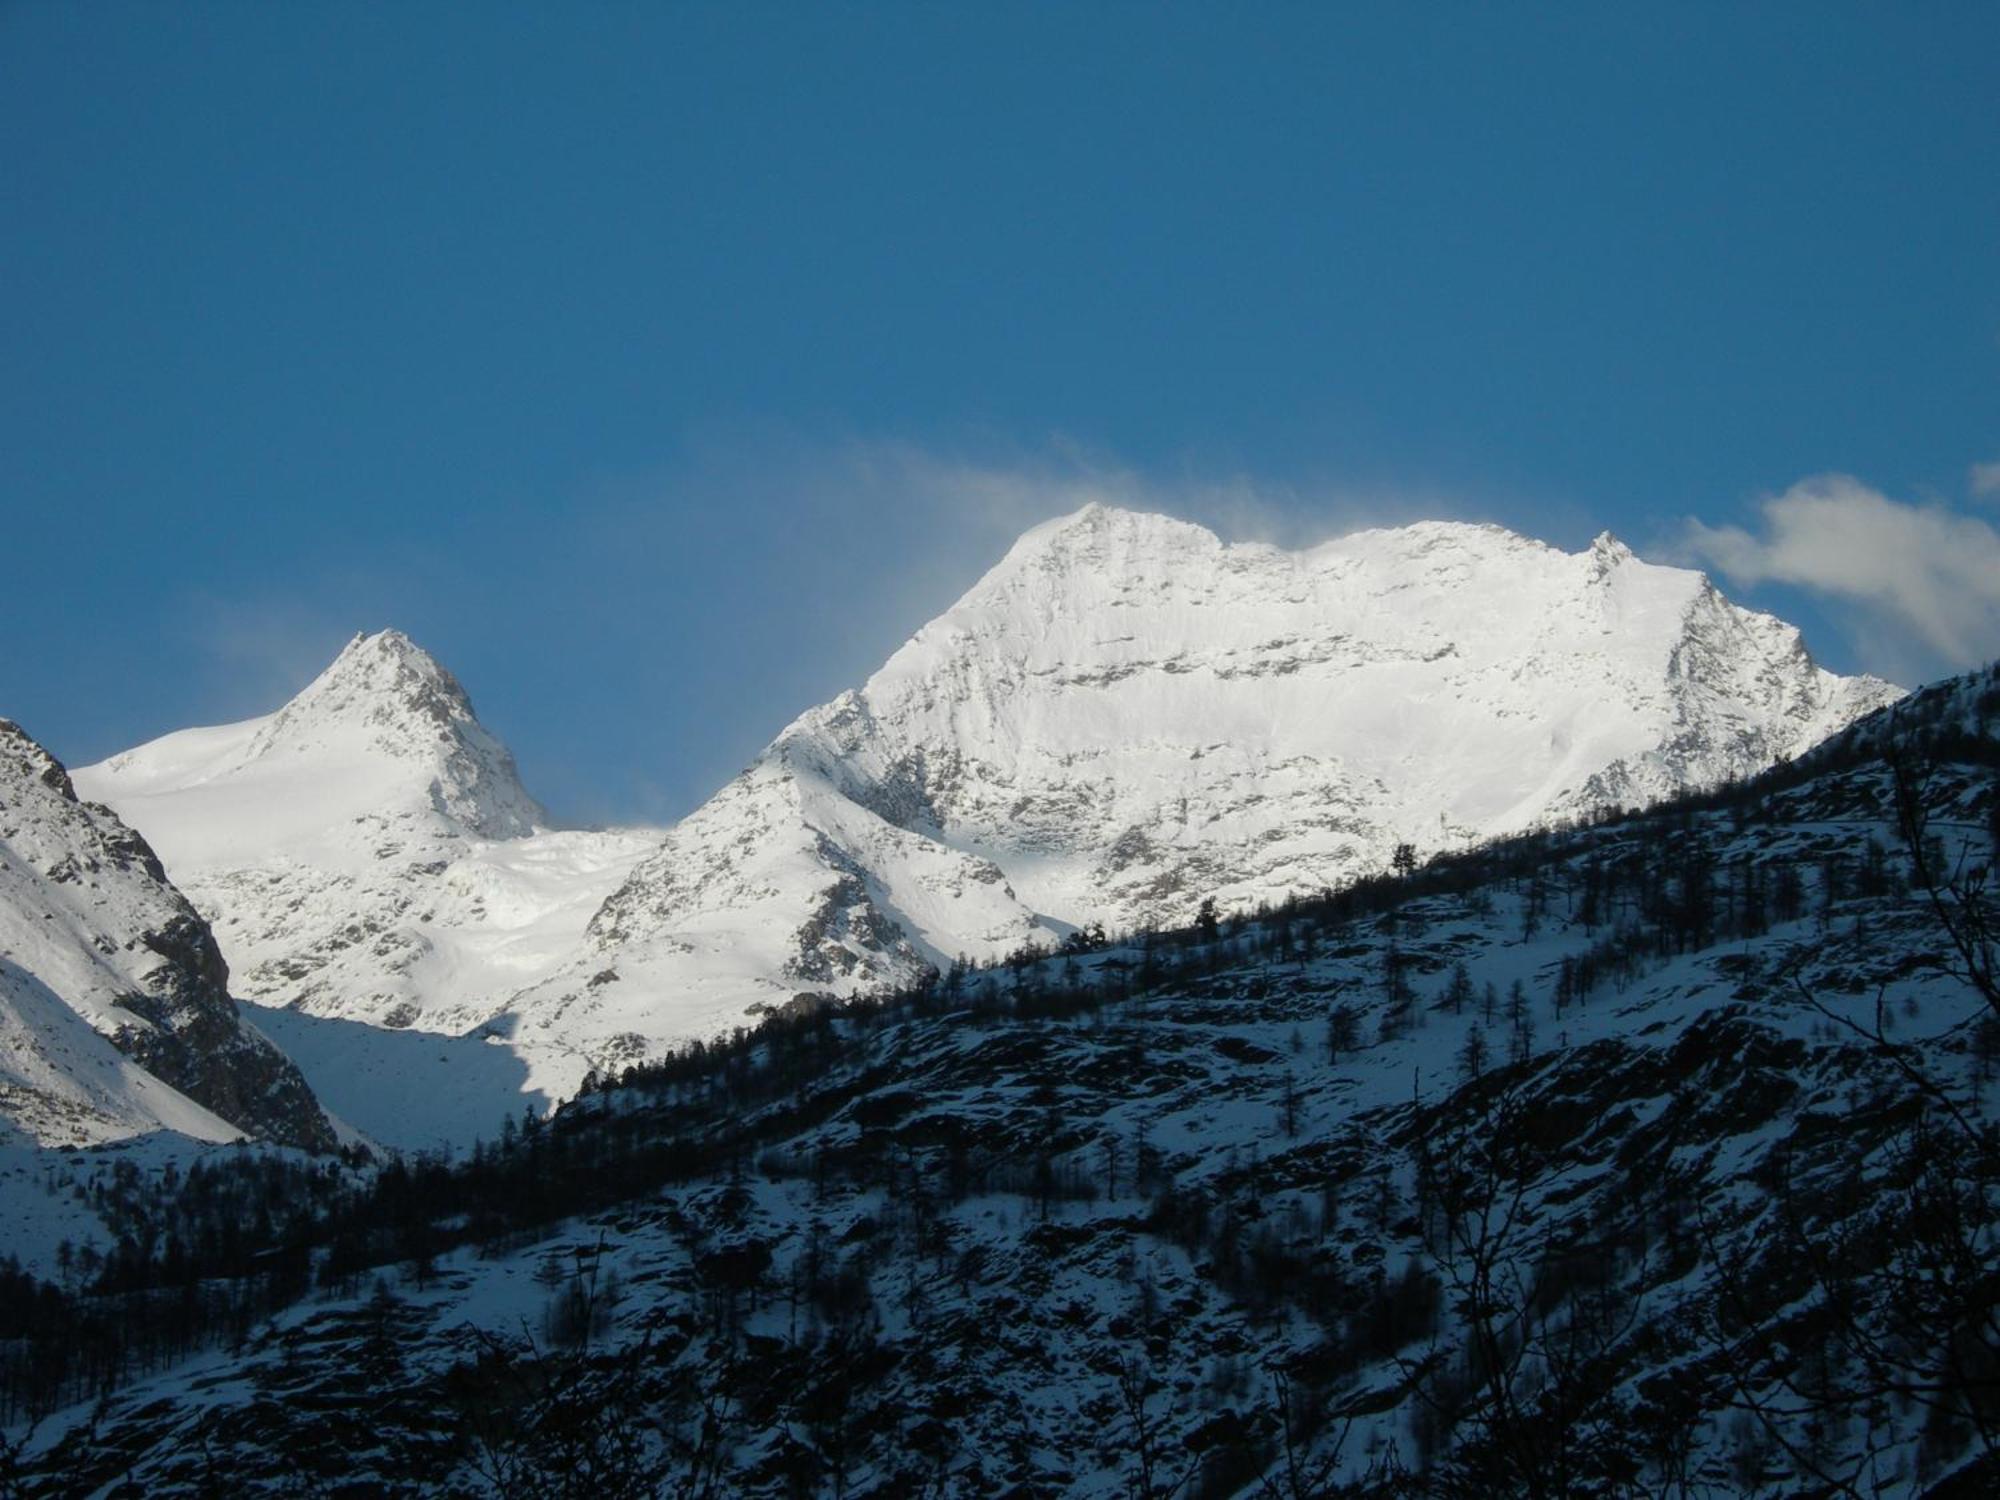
(79, 510), (1899, 1100)
(0, 722), (243, 1146)
(76, 632), (656, 1097)
(498, 506), (1898, 1083)
(23, 677), (1997, 1492)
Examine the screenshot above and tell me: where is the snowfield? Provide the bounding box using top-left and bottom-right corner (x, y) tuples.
(0, 719), (330, 1151)
(76, 507), (1897, 1105)
(12, 664), (1997, 1495)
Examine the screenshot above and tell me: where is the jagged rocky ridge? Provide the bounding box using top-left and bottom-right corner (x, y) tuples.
(74, 631), (656, 1046)
(12, 664), (1997, 1494)
(502, 505), (1899, 1083)
(0, 719), (333, 1150)
(79, 511), (1899, 1100)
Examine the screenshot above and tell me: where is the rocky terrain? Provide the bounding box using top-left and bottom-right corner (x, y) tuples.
(79, 510), (1900, 1101)
(9, 663), (1995, 1495)
(74, 630), (657, 1096)
(0, 719), (332, 1151)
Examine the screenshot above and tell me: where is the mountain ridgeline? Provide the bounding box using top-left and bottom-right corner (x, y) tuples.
(75, 507), (1898, 1101)
(6, 505), (1996, 1496)
(5, 659), (1996, 1495)
(0, 720), (333, 1151)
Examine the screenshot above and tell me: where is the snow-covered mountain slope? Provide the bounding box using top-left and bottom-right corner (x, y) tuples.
(493, 505), (1899, 1082)
(19, 664), (1998, 1495)
(75, 631), (657, 1045)
(78, 513), (1898, 1100)
(0, 720), (333, 1149)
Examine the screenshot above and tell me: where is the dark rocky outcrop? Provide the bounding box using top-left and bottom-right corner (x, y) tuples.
(0, 718), (335, 1150)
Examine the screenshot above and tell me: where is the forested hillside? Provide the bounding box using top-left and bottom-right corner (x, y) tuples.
(6, 664), (1998, 1496)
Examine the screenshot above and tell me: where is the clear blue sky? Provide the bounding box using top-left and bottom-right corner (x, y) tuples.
(5, 3), (1996, 822)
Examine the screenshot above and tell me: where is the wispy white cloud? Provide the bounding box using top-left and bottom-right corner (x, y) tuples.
(1681, 474), (2000, 668)
(1970, 459), (2000, 502)
(178, 594), (361, 721)
(549, 432), (1491, 815)
(853, 439), (1474, 555)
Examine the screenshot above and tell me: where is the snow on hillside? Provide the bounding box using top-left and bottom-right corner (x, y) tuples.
(0, 719), (331, 1150)
(77, 513), (1898, 1102)
(75, 632), (657, 1073)
(246, 1004), (552, 1155)
(16, 663), (1996, 1495)
(492, 506), (1899, 1089)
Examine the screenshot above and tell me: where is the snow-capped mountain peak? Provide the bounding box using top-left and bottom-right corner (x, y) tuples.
(76, 511), (1901, 1098)
(75, 634), (652, 1043)
(83, 630), (546, 860)
(259, 628), (485, 744)
(995, 499), (1220, 568)
(246, 628), (547, 840)
(465, 507), (1902, 1092)
(1589, 527), (1632, 555)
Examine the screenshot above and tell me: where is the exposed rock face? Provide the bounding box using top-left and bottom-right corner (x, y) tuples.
(18, 663), (1999, 1495)
(75, 632), (656, 1039)
(0, 718), (333, 1149)
(78, 514), (1901, 1097)
(491, 506), (1897, 1084)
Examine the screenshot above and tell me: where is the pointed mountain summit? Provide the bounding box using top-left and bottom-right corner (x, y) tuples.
(238, 629), (546, 840)
(487, 506), (1900, 1088)
(80, 512), (1902, 1100)
(77, 634), (651, 1037)
(84, 630), (544, 858)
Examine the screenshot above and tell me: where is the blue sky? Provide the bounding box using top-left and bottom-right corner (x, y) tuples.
(4, 3), (1996, 822)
